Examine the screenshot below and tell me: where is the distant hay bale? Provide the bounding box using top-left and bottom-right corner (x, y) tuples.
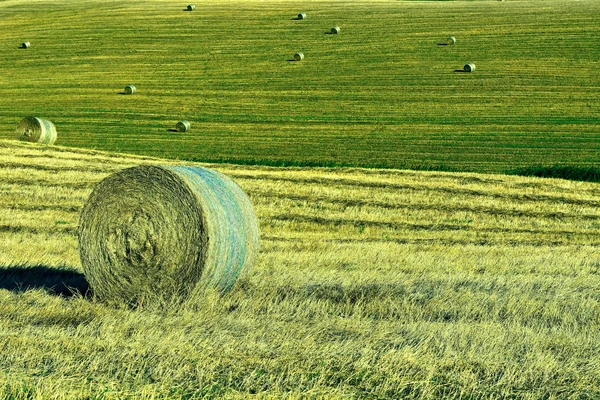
(19, 42), (30, 49)
(16, 116), (57, 145)
(464, 63), (476, 72)
(176, 120), (191, 132)
(294, 52), (304, 61)
(297, 12), (306, 20)
(78, 164), (260, 305)
(187, 4), (195, 11)
(124, 84), (136, 94)
(331, 26), (340, 34)
(447, 36), (456, 45)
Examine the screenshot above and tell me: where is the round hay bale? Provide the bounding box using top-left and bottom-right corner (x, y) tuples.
(464, 63), (476, 72)
(124, 84), (136, 94)
(297, 12), (306, 20)
(331, 26), (340, 34)
(16, 116), (57, 145)
(187, 4), (195, 11)
(447, 36), (456, 45)
(294, 52), (304, 61)
(19, 42), (30, 49)
(78, 164), (260, 305)
(176, 120), (191, 132)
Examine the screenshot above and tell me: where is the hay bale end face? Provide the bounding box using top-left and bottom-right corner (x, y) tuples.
(331, 26), (340, 34)
(176, 120), (191, 132)
(297, 12), (306, 20)
(78, 165), (259, 305)
(464, 63), (476, 72)
(125, 84), (136, 94)
(447, 36), (456, 45)
(187, 4), (195, 11)
(16, 116), (57, 145)
(19, 42), (30, 49)
(294, 52), (304, 61)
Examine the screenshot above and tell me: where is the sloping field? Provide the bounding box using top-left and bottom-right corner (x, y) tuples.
(1, 140), (600, 398)
(0, 0), (598, 172)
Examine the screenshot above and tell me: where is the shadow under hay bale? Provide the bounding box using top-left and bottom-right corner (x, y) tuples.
(16, 116), (57, 145)
(0, 265), (90, 297)
(79, 165), (259, 306)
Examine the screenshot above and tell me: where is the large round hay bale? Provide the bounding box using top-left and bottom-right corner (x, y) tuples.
(78, 165), (259, 305)
(187, 4), (195, 11)
(331, 26), (340, 34)
(464, 63), (476, 72)
(297, 12), (306, 20)
(124, 84), (136, 94)
(19, 42), (30, 49)
(16, 116), (57, 145)
(176, 120), (191, 132)
(447, 36), (456, 45)
(294, 52), (304, 61)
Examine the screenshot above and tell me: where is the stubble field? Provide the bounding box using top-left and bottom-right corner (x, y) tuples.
(1, 141), (600, 398)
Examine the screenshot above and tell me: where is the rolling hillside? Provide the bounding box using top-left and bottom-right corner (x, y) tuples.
(0, 0), (598, 172)
(1, 140), (600, 398)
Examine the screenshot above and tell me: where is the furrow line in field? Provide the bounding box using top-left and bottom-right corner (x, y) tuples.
(0, 224), (76, 235)
(0, 178), (93, 190)
(262, 236), (595, 248)
(248, 191), (600, 222)
(267, 214), (596, 238)
(3, 204), (81, 213)
(234, 174), (600, 207)
(0, 162), (121, 175)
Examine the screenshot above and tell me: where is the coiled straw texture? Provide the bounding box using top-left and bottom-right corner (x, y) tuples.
(79, 165), (259, 305)
(16, 116), (57, 145)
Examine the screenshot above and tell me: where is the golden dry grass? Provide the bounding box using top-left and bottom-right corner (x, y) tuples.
(1, 140), (599, 398)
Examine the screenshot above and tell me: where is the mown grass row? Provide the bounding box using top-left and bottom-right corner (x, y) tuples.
(1, 140), (599, 398)
(0, 0), (598, 173)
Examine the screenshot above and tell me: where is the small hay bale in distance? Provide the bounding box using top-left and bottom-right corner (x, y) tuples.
(331, 26), (340, 34)
(187, 4), (195, 11)
(19, 42), (30, 49)
(16, 116), (57, 145)
(297, 12), (306, 20)
(124, 84), (136, 94)
(78, 164), (260, 305)
(447, 36), (456, 45)
(294, 52), (304, 61)
(176, 120), (191, 132)
(464, 63), (476, 72)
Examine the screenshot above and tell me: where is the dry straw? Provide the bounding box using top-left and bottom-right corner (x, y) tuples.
(16, 116), (57, 145)
(464, 63), (476, 72)
(331, 26), (340, 34)
(187, 4), (195, 11)
(78, 165), (259, 305)
(176, 120), (191, 132)
(297, 12), (306, 20)
(294, 52), (304, 61)
(125, 84), (136, 94)
(19, 42), (30, 49)
(447, 36), (456, 45)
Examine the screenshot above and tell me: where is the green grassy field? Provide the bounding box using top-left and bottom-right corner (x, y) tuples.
(0, 0), (598, 172)
(1, 140), (600, 398)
